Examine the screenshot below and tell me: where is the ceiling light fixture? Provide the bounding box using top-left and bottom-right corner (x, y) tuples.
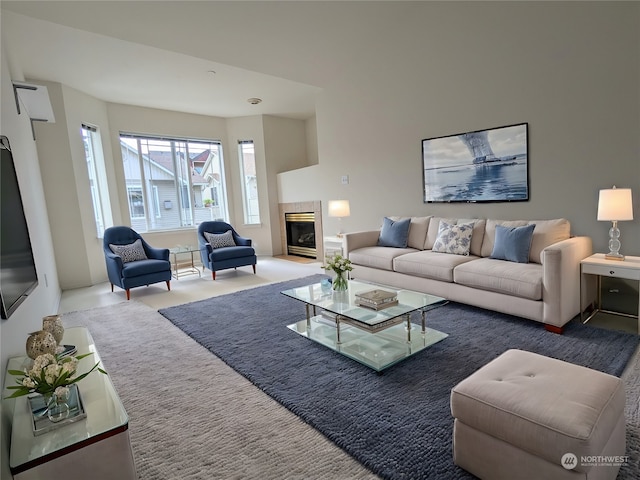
(247, 97), (262, 105)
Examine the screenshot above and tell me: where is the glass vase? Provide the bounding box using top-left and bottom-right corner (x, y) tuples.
(332, 271), (348, 291)
(45, 390), (70, 423)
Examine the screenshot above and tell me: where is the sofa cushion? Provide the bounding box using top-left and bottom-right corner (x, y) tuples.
(110, 239), (148, 263)
(350, 246), (417, 271)
(454, 257), (543, 300)
(210, 245), (255, 261)
(481, 219), (571, 263)
(394, 250), (479, 282)
(490, 224), (535, 263)
(425, 217), (456, 250)
(432, 221), (474, 256)
(121, 258), (169, 278)
(528, 218), (571, 264)
(424, 218), (485, 256)
(389, 216), (431, 250)
(378, 217), (411, 248)
(480, 220), (531, 258)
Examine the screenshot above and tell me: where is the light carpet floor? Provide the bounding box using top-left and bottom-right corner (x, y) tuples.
(62, 300), (640, 479)
(62, 301), (378, 480)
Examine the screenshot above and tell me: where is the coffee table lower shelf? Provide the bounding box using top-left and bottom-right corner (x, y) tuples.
(287, 316), (448, 372)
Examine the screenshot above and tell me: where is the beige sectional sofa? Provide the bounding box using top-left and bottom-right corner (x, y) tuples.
(343, 217), (593, 333)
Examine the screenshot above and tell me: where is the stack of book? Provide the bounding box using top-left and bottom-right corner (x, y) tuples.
(355, 289), (398, 310)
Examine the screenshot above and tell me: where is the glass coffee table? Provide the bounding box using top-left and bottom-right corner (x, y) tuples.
(281, 279), (449, 372)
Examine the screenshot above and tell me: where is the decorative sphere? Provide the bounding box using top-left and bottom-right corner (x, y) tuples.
(42, 315), (65, 344)
(26, 330), (58, 359)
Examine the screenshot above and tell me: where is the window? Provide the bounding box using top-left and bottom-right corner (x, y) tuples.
(238, 140), (260, 225)
(81, 124), (112, 237)
(120, 134), (228, 232)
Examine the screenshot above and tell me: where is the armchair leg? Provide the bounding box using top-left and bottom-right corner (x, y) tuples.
(110, 283), (114, 293)
(126, 289), (131, 300)
(166, 280), (171, 291)
(212, 271), (216, 280)
(253, 265), (256, 274)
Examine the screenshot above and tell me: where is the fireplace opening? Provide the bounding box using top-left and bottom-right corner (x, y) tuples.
(285, 212), (316, 258)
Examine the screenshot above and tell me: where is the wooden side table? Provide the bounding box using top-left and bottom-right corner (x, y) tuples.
(580, 253), (640, 334)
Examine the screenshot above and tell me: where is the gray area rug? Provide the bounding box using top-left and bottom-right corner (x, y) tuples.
(158, 275), (640, 479)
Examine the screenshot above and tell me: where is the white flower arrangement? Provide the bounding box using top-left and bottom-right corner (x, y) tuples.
(5, 352), (105, 399)
(322, 254), (353, 275)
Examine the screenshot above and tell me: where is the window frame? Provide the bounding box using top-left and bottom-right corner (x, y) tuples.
(119, 133), (229, 232)
(238, 140), (261, 225)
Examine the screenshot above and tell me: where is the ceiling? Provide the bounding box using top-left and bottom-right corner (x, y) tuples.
(1, 1), (411, 120)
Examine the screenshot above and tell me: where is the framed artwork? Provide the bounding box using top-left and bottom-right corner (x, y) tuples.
(422, 123), (529, 203)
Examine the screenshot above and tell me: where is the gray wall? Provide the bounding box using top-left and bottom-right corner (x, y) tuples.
(279, 2), (640, 257)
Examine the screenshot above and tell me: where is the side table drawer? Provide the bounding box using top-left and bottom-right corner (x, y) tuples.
(582, 263), (640, 280)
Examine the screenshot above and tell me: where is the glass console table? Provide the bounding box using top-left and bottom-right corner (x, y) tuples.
(282, 279), (449, 372)
(3, 327), (137, 480)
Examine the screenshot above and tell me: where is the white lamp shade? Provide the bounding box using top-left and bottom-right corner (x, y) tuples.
(597, 188), (633, 221)
(328, 200), (350, 218)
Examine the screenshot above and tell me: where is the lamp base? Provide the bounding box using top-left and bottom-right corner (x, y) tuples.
(604, 252), (625, 261)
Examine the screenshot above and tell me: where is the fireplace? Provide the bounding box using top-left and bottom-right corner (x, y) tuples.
(285, 212), (316, 258)
(279, 201), (323, 260)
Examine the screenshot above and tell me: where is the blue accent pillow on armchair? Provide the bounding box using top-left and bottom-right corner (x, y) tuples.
(378, 217), (411, 248)
(490, 224), (536, 263)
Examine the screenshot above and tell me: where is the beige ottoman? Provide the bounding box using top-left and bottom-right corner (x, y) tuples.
(450, 349), (626, 480)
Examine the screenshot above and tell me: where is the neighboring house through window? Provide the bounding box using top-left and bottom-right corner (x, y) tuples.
(119, 134), (229, 232)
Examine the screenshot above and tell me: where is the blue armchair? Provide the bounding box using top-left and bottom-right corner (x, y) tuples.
(103, 226), (172, 300)
(198, 221), (257, 280)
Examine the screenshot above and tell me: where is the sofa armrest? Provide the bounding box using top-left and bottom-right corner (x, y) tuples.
(343, 230), (380, 256)
(541, 236), (593, 327)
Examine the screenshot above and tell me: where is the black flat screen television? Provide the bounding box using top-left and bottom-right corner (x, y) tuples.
(1, 135), (38, 319)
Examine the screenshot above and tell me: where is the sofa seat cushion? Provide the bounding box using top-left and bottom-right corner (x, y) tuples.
(121, 258), (169, 278)
(210, 245), (255, 262)
(454, 257), (543, 300)
(349, 246), (417, 271)
(393, 251), (479, 282)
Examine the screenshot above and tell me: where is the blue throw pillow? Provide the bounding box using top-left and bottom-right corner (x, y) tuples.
(378, 217), (411, 248)
(490, 224), (536, 263)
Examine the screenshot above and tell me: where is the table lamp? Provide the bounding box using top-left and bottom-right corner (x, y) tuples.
(328, 200), (350, 237)
(597, 186), (633, 261)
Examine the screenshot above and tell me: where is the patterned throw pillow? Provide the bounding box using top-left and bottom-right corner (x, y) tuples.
(432, 221), (474, 256)
(109, 239), (148, 263)
(204, 230), (236, 249)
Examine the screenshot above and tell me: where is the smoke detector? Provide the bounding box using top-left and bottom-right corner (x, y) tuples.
(247, 97), (262, 105)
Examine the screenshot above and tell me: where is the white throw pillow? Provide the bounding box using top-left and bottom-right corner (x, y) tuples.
(431, 221), (474, 256)
(204, 230), (236, 249)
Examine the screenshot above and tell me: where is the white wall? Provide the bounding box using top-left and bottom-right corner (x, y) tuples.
(1, 47), (61, 480)
(279, 2), (640, 255)
(262, 115), (309, 254)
